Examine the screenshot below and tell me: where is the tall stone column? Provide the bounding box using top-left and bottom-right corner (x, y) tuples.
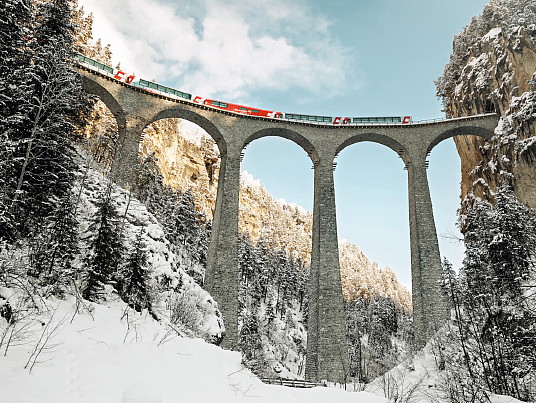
(407, 153), (449, 347)
(204, 144), (241, 350)
(306, 152), (349, 383)
(111, 114), (146, 188)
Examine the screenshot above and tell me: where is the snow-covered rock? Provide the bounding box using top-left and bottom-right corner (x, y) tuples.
(437, 0), (536, 214)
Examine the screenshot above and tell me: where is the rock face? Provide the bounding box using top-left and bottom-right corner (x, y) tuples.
(238, 172), (313, 265)
(140, 120), (220, 220)
(138, 120), (411, 309)
(437, 0), (536, 215)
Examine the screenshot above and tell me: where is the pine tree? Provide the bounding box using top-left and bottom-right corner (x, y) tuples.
(0, 0), (90, 241)
(132, 154), (210, 282)
(239, 232), (255, 287)
(239, 311), (269, 376)
(81, 186), (125, 301)
(0, 0), (34, 240)
(27, 194), (79, 295)
(117, 229), (151, 312)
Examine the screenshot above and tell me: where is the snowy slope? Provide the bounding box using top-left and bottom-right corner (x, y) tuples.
(362, 334), (527, 403)
(0, 297), (387, 403)
(74, 157), (223, 341)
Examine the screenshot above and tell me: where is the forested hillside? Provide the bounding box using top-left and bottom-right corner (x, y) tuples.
(0, 0), (224, 344)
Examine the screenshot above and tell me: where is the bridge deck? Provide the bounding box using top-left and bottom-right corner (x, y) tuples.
(74, 62), (496, 128)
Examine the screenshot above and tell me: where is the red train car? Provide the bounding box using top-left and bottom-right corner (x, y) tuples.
(193, 96), (282, 118)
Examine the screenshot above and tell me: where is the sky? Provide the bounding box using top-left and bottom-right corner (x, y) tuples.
(78, 0), (490, 288)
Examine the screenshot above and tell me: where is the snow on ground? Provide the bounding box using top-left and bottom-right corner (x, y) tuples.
(0, 297), (387, 403)
(362, 334), (527, 403)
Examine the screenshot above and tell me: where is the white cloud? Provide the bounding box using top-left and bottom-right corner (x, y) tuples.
(78, 0), (349, 102)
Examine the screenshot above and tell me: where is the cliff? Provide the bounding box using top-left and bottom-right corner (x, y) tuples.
(437, 0), (536, 215)
(339, 241), (412, 312)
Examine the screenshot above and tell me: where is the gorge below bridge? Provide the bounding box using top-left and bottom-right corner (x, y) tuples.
(75, 63), (499, 383)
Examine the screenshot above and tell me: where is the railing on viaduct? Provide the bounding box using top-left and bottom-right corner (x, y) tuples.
(73, 60), (499, 383)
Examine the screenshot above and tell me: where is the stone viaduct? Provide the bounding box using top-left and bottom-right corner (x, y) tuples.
(75, 63), (499, 382)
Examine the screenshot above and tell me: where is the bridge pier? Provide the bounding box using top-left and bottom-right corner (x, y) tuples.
(407, 153), (449, 347)
(112, 114), (146, 188)
(204, 144), (241, 350)
(305, 153), (349, 383)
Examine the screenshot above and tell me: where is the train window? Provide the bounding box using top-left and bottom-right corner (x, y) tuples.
(239, 107), (247, 111)
(250, 110), (259, 114)
(176, 90), (190, 99)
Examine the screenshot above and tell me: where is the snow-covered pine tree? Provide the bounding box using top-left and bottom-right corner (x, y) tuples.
(27, 194), (79, 295)
(173, 189), (199, 244)
(442, 185), (536, 400)
(239, 232), (255, 288)
(81, 185), (125, 301)
(133, 155), (210, 282)
(116, 229), (152, 312)
(84, 110), (118, 170)
(239, 311), (268, 376)
(296, 261), (308, 313)
(254, 237), (270, 302)
(1, 0), (90, 240)
(345, 295), (412, 383)
(0, 0), (34, 241)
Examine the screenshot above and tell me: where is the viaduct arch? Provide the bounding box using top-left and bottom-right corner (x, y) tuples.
(76, 65), (498, 382)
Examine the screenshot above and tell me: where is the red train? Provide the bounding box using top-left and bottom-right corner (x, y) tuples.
(76, 54), (412, 125)
(193, 96), (282, 118)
